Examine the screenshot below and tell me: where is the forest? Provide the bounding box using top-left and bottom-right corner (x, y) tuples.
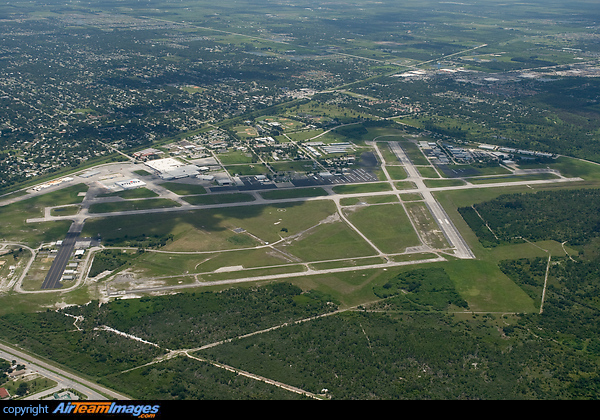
(458, 189), (600, 247)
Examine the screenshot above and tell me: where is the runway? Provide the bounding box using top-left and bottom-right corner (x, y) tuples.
(40, 222), (84, 290)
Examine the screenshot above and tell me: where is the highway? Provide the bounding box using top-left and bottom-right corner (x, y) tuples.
(0, 342), (129, 400)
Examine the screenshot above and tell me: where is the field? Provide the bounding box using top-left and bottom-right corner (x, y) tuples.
(344, 204), (421, 254)
(158, 183), (207, 196)
(259, 187), (329, 200)
(88, 199), (182, 214)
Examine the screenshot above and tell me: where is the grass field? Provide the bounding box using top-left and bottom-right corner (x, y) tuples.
(424, 179), (467, 188)
(158, 182), (207, 195)
(50, 205), (81, 216)
(386, 166), (408, 180)
(403, 201), (449, 250)
(216, 150), (255, 165)
(82, 201), (339, 252)
(225, 164), (269, 176)
(344, 204), (421, 254)
(98, 187), (159, 199)
(0, 184), (88, 245)
(400, 193), (423, 201)
(281, 219), (377, 262)
(399, 141), (430, 165)
(332, 182), (392, 195)
(339, 195), (399, 206)
(467, 173), (560, 184)
(88, 199), (182, 214)
(394, 181), (417, 190)
(270, 160), (315, 173)
(183, 193), (256, 205)
(416, 166), (440, 179)
(260, 187), (329, 200)
(442, 259), (538, 313)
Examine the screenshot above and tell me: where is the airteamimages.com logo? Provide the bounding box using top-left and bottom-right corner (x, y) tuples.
(2, 402), (161, 418)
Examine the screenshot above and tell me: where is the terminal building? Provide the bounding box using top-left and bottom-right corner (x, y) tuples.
(144, 158), (201, 180)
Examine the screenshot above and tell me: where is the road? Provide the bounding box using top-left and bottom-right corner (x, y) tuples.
(0, 342), (129, 400)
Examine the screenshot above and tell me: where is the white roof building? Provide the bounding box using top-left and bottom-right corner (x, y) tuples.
(144, 158), (201, 180)
(116, 179), (146, 190)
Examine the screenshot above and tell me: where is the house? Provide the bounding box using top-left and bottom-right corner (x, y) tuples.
(0, 387), (10, 399)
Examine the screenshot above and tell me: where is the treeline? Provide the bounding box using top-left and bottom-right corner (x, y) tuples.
(100, 233), (175, 249)
(88, 249), (142, 278)
(459, 189), (600, 247)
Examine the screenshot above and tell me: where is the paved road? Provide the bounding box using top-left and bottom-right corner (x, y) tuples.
(0, 342), (129, 400)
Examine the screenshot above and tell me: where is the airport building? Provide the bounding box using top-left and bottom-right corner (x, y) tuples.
(144, 158), (201, 180)
(115, 179), (146, 190)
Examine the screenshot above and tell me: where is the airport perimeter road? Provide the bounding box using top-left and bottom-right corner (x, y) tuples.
(0, 342), (129, 400)
(388, 141), (475, 259)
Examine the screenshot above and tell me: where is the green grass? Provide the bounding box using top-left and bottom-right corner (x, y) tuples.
(0, 184), (88, 246)
(270, 160), (315, 173)
(158, 182), (207, 195)
(82, 200), (338, 252)
(88, 199), (182, 214)
(98, 187), (159, 199)
(50, 205), (80, 216)
(416, 166), (440, 178)
(282, 220), (378, 262)
(282, 129), (325, 143)
(225, 164), (269, 176)
(467, 173), (560, 184)
(344, 204), (421, 254)
(386, 166), (408, 180)
(340, 195), (400, 205)
(424, 179), (467, 188)
(403, 201), (449, 249)
(400, 193), (423, 201)
(182, 193), (256, 205)
(332, 182), (392, 195)
(398, 141), (430, 165)
(442, 259), (538, 313)
(260, 187), (329, 200)
(543, 156), (600, 181)
(376, 142), (400, 165)
(308, 256), (387, 270)
(217, 150), (254, 165)
(395, 181), (417, 190)
(128, 248), (294, 279)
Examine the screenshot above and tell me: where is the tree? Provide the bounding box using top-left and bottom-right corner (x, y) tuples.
(16, 382), (28, 396)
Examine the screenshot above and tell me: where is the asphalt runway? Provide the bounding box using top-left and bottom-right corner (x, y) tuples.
(41, 228), (81, 290)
